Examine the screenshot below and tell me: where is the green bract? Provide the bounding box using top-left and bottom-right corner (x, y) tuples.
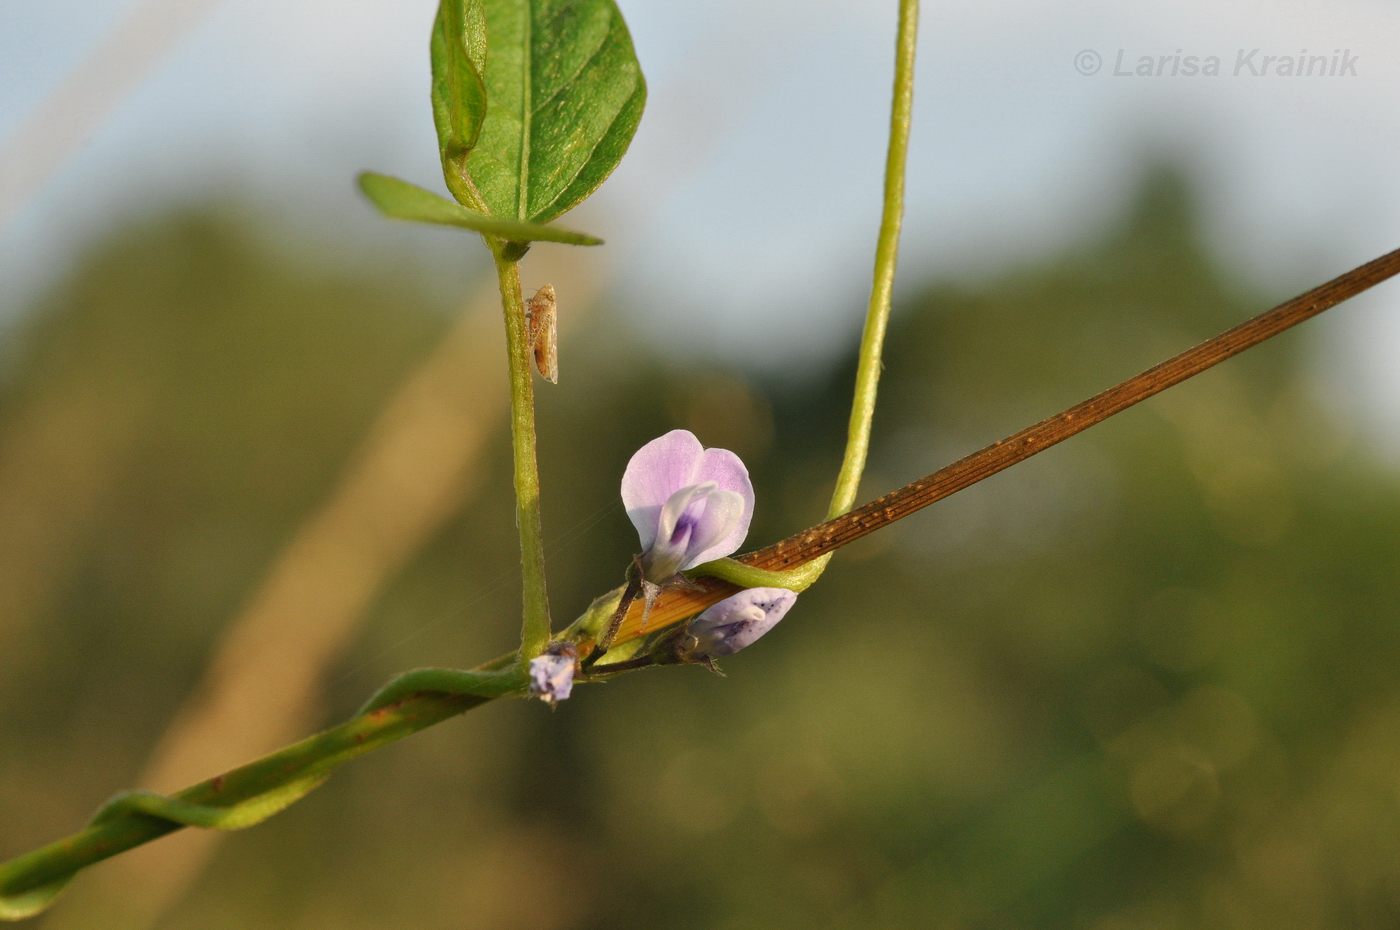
(358, 173), (603, 245)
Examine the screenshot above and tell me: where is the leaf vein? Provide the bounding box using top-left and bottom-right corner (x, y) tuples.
(528, 84), (638, 221)
(516, 2), (533, 219)
(530, 30), (616, 116)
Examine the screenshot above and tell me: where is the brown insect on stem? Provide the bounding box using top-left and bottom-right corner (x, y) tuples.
(526, 284), (558, 384)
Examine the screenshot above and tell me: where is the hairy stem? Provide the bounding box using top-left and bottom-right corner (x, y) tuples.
(494, 254), (552, 662)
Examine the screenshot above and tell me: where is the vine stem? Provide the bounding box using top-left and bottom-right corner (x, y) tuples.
(760, 0), (921, 597)
(493, 253), (552, 663)
(829, 0), (919, 520)
(0, 667), (525, 920)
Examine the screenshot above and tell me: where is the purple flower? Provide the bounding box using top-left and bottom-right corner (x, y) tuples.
(688, 587), (797, 658)
(529, 648), (577, 704)
(622, 430), (754, 582)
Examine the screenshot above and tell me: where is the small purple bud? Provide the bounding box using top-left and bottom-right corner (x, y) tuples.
(529, 647), (577, 704)
(688, 587), (797, 658)
(621, 430), (755, 583)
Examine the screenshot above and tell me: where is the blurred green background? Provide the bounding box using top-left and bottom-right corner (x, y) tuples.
(3, 166), (1400, 930)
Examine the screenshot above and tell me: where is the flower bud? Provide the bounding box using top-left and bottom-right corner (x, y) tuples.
(687, 587), (797, 658)
(528, 645), (578, 704)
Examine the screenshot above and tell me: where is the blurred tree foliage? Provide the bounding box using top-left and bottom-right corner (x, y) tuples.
(3, 168), (1400, 929)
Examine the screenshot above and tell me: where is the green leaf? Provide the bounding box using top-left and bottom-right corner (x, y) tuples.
(468, 0), (646, 224)
(357, 173), (603, 246)
(431, 0), (489, 205)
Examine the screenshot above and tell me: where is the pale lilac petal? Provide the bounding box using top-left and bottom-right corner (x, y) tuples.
(689, 588), (798, 658)
(622, 430), (705, 550)
(680, 488), (747, 569)
(693, 447), (753, 502)
(529, 652), (575, 703)
(691, 448), (753, 560)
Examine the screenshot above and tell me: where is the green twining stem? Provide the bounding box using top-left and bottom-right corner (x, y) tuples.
(687, 557), (827, 592)
(0, 667), (524, 920)
(827, 0), (918, 520)
(493, 254), (553, 663)
(758, 0), (919, 597)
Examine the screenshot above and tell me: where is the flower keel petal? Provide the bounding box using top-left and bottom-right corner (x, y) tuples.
(688, 588), (798, 658)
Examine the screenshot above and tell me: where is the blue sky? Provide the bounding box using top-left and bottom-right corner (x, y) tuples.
(3, 0), (1400, 441)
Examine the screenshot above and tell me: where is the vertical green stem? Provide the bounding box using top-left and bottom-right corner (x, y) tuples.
(494, 254), (552, 662)
(827, 0), (919, 520)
